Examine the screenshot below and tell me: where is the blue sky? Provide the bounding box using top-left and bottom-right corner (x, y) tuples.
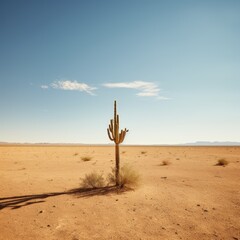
(0, 0), (240, 144)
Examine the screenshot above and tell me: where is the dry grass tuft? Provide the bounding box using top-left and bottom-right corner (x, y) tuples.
(80, 172), (105, 188)
(161, 160), (171, 166)
(216, 158), (229, 166)
(141, 151), (147, 154)
(73, 153), (79, 156)
(81, 156), (92, 162)
(108, 164), (140, 188)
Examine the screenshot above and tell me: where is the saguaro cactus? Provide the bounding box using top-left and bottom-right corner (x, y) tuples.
(107, 100), (128, 186)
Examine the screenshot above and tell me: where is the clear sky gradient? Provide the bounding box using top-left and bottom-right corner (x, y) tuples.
(1, 0), (240, 144)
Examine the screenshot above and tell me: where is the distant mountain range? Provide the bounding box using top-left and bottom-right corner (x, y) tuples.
(183, 141), (240, 146)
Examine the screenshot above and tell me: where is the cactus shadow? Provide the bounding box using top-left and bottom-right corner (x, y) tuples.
(0, 186), (129, 210)
(69, 185), (131, 198)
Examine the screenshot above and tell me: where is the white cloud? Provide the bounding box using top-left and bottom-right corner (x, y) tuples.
(41, 85), (49, 89)
(41, 80), (169, 99)
(103, 81), (167, 99)
(50, 80), (97, 95)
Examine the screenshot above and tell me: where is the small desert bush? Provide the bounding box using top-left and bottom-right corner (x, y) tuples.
(161, 160), (171, 166)
(81, 156), (92, 162)
(141, 151), (147, 154)
(217, 158), (229, 166)
(108, 164), (140, 188)
(73, 153), (79, 156)
(80, 172), (105, 188)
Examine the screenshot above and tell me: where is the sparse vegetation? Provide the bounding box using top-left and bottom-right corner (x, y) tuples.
(81, 156), (92, 162)
(73, 153), (79, 156)
(80, 172), (105, 188)
(216, 158), (229, 166)
(161, 160), (171, 166)
(141, 151), (147, 154)
(108, 164), (140, 188)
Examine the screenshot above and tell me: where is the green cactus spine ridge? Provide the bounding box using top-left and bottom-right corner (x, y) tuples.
(107, 100), (128, 186)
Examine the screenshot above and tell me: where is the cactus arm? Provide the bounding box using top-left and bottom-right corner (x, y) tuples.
(123, 130), (127, 142)
(123, 129), (128, 142)
(110, 119), (114, 132)
(107, 128), (114, 141)
(119, 130), (124, 144)
(108, 118), (117, 140)
(108, 124), (112, 133)
(119, 129), (128, 143)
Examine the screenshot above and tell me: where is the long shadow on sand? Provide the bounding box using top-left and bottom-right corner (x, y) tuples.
(0, 186), (128, 210)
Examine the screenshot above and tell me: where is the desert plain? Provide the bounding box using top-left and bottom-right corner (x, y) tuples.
(0, 145), (239, 240)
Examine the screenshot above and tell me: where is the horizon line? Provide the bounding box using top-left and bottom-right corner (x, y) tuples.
(1, 141), (240, 147)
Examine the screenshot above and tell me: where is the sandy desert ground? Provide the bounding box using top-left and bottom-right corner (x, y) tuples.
(0, 145), (240, 240)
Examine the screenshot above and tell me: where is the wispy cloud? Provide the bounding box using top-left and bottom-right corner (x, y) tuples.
(42, 80), (97, 95)
(103, 81), (168, 99)
(41, 80), (169, 99)
(41, 85), (49, 89)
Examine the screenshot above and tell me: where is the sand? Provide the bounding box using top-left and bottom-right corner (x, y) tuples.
(0, 145), (239, 240)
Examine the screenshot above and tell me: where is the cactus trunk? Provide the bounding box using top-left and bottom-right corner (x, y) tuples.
(107, 101), (128, 187)
(115, 144), (120, 186)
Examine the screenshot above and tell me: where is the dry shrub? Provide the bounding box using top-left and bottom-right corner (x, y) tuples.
(217, 158), (229, 166)
(161, 160), (171, 166)
(81, 156), (92, 162)
(141, 151), (147, 154)
(108, 164), (140, 188)
(80, 172), (105, 188)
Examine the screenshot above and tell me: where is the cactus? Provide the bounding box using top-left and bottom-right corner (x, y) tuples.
(107, 100), (128, 186)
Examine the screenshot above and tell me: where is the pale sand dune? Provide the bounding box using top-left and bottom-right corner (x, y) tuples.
(0, 146), (239, 240)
